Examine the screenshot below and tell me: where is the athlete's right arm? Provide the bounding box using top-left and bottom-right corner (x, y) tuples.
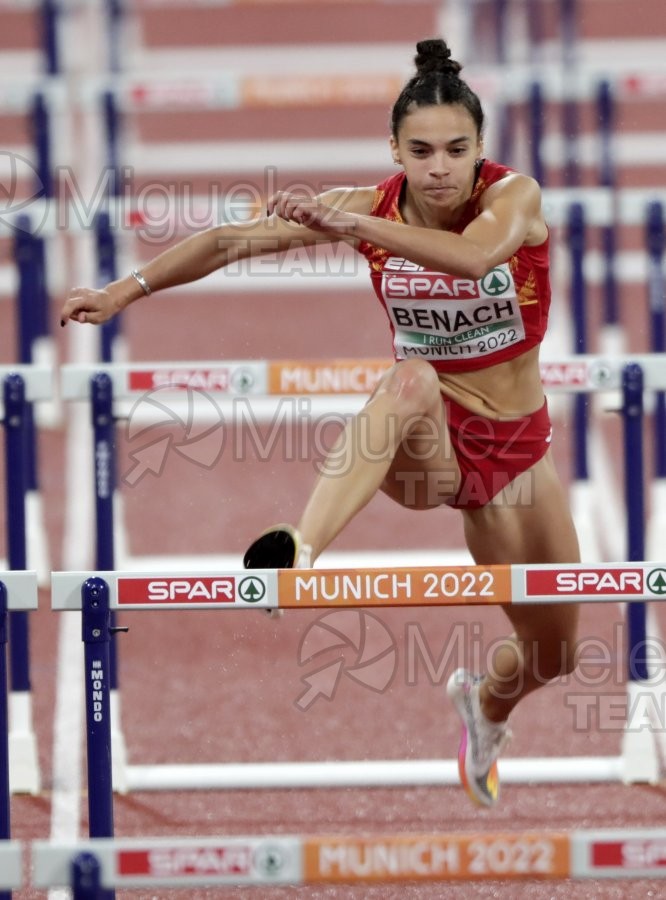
(60, 186), (374, 326)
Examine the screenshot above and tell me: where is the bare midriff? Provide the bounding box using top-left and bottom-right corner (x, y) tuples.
(437, 345), (545, 418)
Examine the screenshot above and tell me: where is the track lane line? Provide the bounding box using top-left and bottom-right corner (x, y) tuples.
(48, 322), (97, 899)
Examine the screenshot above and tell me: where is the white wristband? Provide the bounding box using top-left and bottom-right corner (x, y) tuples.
(130, 269), (152, 296)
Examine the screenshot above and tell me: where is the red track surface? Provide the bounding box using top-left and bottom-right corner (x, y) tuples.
(4, 0), (666, 896)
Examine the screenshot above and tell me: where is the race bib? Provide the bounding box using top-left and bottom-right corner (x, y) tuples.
(381, 260), (525, 362)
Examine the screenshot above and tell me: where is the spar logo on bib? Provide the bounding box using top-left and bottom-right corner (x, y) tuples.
(481, 267), (511, 296)
(382, 257), (480, 300)
(380, 260), (524, 361)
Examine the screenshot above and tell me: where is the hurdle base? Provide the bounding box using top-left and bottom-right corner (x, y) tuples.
(620, 681), (661, 785)
(647, 478), (666, 560)
(26, 489), (51, 588)
(32, 336), (63, 429)
(9, 691), (41, 794)
(110, 690), (129, 794)
(119, 756), (625, 792)
(570, 479), (602, 562)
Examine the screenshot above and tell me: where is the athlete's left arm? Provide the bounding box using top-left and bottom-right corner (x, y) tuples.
(310, 174), (545, 280)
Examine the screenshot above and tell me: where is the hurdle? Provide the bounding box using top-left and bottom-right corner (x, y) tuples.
(51, 559), (665, 829)
(0, 367), (51, 796)
(57, 353), (666, 797)
(92, 55), (666, 184)
(30, 827), (666, 892)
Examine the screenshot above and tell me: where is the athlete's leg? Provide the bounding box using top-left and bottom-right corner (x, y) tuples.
(297, 359), (461, 560)
(461, 450), (580, 723)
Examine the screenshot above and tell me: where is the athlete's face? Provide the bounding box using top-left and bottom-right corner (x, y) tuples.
(390, 104), (483, 212)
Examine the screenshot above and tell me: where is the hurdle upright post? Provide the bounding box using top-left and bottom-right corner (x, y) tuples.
(3, 375), (40, 795)
(31, 92), (53, 200)
(0, 582), (10, 847)
(527, 81), (545, 186)
(14, 214), (51, 511)
(95, 213), (121, 364)
(0, 581), (11, 900)
(597, 80), (622, 353)
(105, 0), (123, 73)
(560, 0), (580, 188)
(91, 374), (114, 578)
(620, 363), (658, 782)
(40, 0), (60, 76)
(623, 364), (647, 662)
(81, 576), (116, 900)
(13, 232), (38, 498)
(91, 374), (119, 685)
(97, 91), (125, 364)
(646, 202), (666, 560)
(90, 373), (128, 793)
(71, 851), (103, 900)
(567, 203), (599, 560)
(568, 203), (588, 476)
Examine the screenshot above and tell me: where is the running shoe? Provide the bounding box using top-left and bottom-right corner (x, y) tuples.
(243, 524), (312, 617)
(446, 667), (511, 807)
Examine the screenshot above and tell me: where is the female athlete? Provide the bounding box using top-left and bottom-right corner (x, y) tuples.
(61, 38), (580, 808)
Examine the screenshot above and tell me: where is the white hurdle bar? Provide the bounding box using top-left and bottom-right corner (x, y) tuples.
(0, 186), (663, 239)
(89, 61), (666, 175)
(30, 828), (666, 888)
(52, 563), (666, 794)
(60, 353), (666, 402)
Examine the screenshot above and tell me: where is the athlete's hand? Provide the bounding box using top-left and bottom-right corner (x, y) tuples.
(60, 286), (124, 327)
(267, 191), (358, 234)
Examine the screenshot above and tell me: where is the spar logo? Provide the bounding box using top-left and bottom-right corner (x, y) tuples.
(480, 267), (510, 296)
(118, 845), (252, 877)
(383, 272), (479, 300)
(539, 362), (589, 388)
(525, 568), (645, 597)
(591, 839), (666, 869)
(237, 576), (266, 604)
(117, 576), (236, 605)
(647, 568), (666, 595)
(129, 369), (233, 392)
(128, 368), (255, 394)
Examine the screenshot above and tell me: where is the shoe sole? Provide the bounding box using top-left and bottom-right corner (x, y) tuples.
(243, 524), (299, 569)
(447, 670), (498, 808)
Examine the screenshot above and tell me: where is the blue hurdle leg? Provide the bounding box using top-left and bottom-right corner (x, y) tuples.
(620, 363), (659, 782)
(81, 577), (115, 900)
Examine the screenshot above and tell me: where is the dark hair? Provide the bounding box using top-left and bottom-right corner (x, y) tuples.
(390, 39), (484, 138)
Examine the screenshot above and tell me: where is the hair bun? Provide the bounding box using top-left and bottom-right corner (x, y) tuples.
(414, 39), (462, 78)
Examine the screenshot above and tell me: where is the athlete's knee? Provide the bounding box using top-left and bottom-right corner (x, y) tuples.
(379, 359), (441, 415)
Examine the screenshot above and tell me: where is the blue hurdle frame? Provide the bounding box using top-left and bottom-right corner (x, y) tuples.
(646, 202), (666, 483)
(0, 581), (10, 900)
(3, 376), (32, 708)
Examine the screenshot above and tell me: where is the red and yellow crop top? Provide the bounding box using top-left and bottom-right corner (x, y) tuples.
(357, 160), (551, 373)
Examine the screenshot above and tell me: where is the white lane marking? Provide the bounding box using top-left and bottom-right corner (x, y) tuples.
(49, 307), (97, 897)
